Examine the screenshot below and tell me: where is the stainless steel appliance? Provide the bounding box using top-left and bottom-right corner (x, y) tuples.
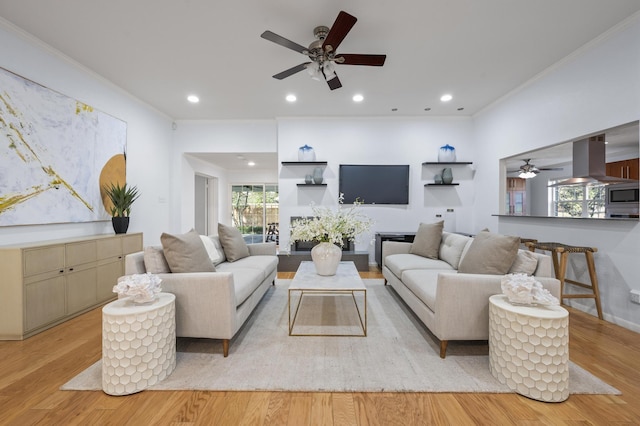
(605, 182), (639, 218)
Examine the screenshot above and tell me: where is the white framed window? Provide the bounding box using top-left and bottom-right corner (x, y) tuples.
(548, 180), (606, 218)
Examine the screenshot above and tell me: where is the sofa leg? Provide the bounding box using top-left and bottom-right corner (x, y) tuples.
(272, 280), (276, 286)
(383, 279), (388, 285)
(223, 339), (230, 357)
(439, 340), (448, 358)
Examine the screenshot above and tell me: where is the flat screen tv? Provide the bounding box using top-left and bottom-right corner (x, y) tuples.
(339, 164), (410, 205)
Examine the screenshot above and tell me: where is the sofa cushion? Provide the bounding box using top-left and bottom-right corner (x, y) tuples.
(200, 235), (223, 264)
(160, 229), (216, 273)
(401, 269), (444, 312)
(458, 230), (519, 275)
(215, 263), (264, 306)
(217, 254), (278, 280)
(508, 250), (538, 275)
(385, 253), (454, 278)
(143, 246), (171, 274)
(218, 223), (250, 262)
(439, 232), (473, 269)
(410, 221), (444, 259)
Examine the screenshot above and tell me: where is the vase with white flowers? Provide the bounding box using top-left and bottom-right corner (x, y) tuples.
(290, 194), (373, 276)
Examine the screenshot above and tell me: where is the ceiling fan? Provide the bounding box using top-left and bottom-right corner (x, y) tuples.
(508, 159), (563, 179)
(260, 10), (386, 90)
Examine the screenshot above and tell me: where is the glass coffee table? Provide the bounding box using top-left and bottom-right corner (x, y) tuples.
(288, 261), (367, 337)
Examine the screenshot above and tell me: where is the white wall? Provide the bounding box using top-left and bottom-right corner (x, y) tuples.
(172, 120), (278, 234)
(473, 15), (640, 330)
(0, 19), (174, 247)
(277, 117), (475, 263)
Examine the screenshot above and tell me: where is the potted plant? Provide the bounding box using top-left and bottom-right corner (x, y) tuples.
(103, 182), (140, 234)
(290, 194), (373, 276)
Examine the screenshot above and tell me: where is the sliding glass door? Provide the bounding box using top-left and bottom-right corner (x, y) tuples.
(231, 184), (279, 244)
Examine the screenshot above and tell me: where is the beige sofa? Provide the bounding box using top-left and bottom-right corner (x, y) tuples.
(382, 230), (561, 358)
(124, 235), (277, 357)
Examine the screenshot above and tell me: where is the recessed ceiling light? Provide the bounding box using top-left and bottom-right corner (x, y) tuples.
(457, 107), (464, 111)
(247, 161), (256, 167)
(440, 94), (452, 102)
(286, 94), (297, 102)
(391, 108), (398, 112)
(424, 107), (431, 111)
(187, 95), (199, 103)
(353, 94), (364, 102)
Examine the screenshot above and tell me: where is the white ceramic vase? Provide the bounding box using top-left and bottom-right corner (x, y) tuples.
(311, 242), (342, 276)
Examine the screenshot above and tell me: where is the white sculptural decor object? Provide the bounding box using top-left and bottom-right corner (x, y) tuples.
(113, 273), (163, 304)
(500, 273), (559, 306)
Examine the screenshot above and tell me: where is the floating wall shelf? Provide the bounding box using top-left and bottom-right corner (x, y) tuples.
(296, 183), (327, 187)
(281, 161), (328, 166)
(425, 183), (460, 186)
(422, 162), (473, 165)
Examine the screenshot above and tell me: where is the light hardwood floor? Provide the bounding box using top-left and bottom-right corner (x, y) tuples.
(1, 270), (639, 425)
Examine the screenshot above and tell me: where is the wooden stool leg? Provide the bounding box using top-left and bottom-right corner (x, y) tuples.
(585, 251), (603, 320)
(558, 249), (568, 305)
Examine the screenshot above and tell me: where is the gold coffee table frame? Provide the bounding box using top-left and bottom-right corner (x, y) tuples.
(288, 261), (367, 337)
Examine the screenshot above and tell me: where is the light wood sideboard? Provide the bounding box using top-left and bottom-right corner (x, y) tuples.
(0, 233), (143, 340)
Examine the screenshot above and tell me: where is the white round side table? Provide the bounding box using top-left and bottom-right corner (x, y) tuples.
(102, 292), (176, 396)
(489, 294), (569, 402)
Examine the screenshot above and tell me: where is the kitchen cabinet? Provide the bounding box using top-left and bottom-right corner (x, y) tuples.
(606, 158), (639, 180)
(0, 233), (142, 340)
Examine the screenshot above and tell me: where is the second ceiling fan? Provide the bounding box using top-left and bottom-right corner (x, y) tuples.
(260, 11), (386, 90)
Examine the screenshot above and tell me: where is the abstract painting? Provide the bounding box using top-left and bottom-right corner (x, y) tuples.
(0, 67), (127, 226)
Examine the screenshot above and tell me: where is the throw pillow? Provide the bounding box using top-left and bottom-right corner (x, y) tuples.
(143, 246), (171, 274)
(200, 235), (222, 264)
(218, 223), (250, 262)
(439, 232), (473, 269)
(508, 250), (539, 275)
(210, 235), (227, 265)
(409, 221), (444, 259)
(458, 230), (520, 275)
(160, 229), (216, 273)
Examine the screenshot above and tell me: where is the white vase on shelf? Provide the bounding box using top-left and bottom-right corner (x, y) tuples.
(438, 144), (456, 162)
(298, 145), (316, 161)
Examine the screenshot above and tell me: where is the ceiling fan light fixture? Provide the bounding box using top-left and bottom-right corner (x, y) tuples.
(306, 62), (322, 81)
(519, 171), (536, 179)
(323, 61), (336, 80)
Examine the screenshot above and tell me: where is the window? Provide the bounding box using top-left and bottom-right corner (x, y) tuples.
(231, 184), (279, 244)
(549, 181), (606, 218)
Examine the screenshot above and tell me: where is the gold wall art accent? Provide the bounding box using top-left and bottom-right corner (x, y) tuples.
(0, 67), (126, 226)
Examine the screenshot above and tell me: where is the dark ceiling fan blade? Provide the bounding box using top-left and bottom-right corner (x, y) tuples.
(272, 63), (311, 80)
(326, 75), (342, 90)
(336, 54), (386, 66)
(261, 31), (307, 54)
(322, 11), (357, 52)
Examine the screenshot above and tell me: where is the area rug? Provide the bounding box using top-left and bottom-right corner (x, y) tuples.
(62, 280), (619, 394)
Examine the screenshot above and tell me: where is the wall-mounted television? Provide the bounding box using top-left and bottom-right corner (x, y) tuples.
(339, 164), (410, 205)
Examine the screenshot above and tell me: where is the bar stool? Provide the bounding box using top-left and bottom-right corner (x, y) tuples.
(526, 241), (603, 320)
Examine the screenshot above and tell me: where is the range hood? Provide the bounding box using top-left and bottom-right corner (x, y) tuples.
(551, 134), (638, 186)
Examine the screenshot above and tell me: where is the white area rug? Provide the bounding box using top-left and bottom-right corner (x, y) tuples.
(62, 280), (619, 394)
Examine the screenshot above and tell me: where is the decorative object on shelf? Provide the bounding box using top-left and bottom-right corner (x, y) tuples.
(297, 144), (316, 161)
(103, 182), (140, 234)
(438, 144), (456, 162)
(441, 168), (454, 184)
(434, 174), (443, 184)
(313, 167), (324, 184)
(290, 194), (373, 276)
(113, 273), (162, 305)
(305, 174), (313, 184)
(500, 273), (559, 306)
